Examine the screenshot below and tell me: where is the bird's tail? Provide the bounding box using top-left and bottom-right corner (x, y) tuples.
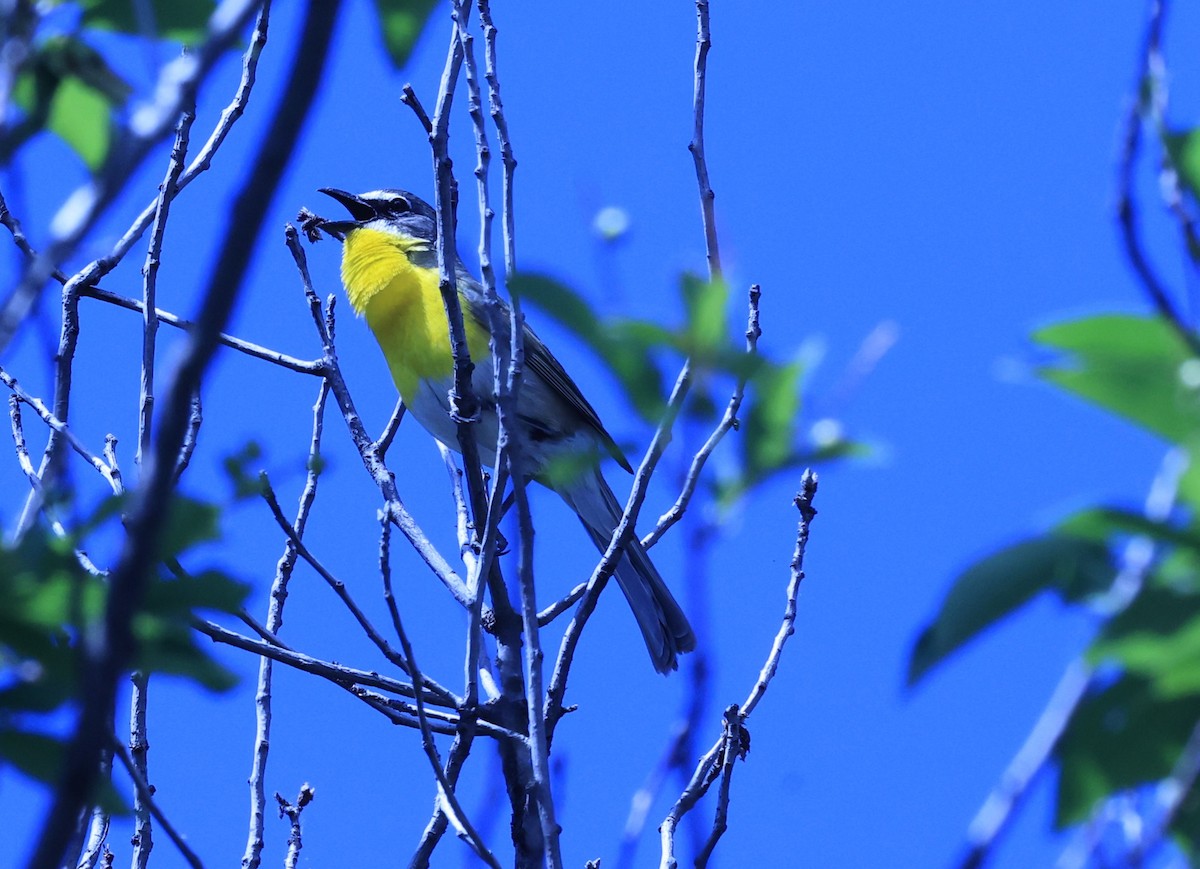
(556, 467), (697, 673)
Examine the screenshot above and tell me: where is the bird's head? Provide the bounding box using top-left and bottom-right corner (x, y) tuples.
(317, 187), (437, 247)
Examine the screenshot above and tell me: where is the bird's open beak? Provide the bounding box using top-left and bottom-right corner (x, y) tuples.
(318, 187), (377, 235)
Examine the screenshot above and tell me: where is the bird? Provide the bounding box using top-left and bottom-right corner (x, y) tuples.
(315, 187), (696, 673)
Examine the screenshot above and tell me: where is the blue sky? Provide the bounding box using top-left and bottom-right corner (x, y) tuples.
(4, 1), (1194, 866)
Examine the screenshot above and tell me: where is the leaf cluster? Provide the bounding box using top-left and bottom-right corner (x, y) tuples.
(0, 0), (435, 173)
(910, 312), (1200, 851)
(0, 494), (248, 802)
(511, 272), (860, 509)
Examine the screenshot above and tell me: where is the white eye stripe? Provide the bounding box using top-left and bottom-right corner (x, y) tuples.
(361, 190), (411, 213)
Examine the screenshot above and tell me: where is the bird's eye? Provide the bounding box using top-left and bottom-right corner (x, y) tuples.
(387, 195), (411, 213)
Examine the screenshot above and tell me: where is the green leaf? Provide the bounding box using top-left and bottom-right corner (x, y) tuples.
(158, 496), (221, 560)
(79, 0), (216, 44)
(222, 440), (265, 500)
(1171, 781), (1200, 859)
(680, 273), (728, 359)
(0, 729), (66, 783)
(1058, 507), (1200, 553)
(743, 359), (803, 479)
(1035, 314), (1200, 444)
(370, 0), (440, 69)
(908, 536), (1116, 685)
(510, 273), (605, 347)
(144, 568), (249, 617)
(1165, 127), (1200, 204)
(134, 616), (237, 691)
(512, 272), (671, 420)
(46, 76), (112, 171)
(1090, 582), (1200, 697)
(6, 36), (129, 170)
(1055, 674), (1200, 826)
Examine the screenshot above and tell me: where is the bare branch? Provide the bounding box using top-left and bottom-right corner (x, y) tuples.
(242, 380), (328, 869)
(644, 284), (760, 549)
(689, 0), (721, 281)
(660, 471), (818, 867)
(0, 366), (119, 492)
(1115, 0), (1200, 356)
(259, 475), (458, 708)
(0, 0), (268, 355)
(374, 397), (406, 460)
(401, 84), (434, 135)
(80, 286), (323, 374)
(111, 737), (204, 869)
(378, 509), (503, 869)
(193, 619), (463, 712)
(275, 785), (315, 869)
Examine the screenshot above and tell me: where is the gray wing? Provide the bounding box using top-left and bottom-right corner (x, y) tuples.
(457, 266), (632, 473)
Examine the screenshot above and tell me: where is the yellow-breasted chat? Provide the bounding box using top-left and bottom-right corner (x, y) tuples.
(318, 187), (695, 673)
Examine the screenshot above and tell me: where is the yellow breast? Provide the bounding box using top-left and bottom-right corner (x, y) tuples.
(340, 227), (489, 400)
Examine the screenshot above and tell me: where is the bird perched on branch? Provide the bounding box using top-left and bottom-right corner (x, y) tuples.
(311, 187), (695, 673)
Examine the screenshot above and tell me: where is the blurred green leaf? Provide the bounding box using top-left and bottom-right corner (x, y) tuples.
(0, 729), (66, 783)
(1165, 127), (1200, 204)
(0, 531), (104, 641)
(222, 440), (265, 500)
(681, 273), (728, 359)
(1035, 315), (1200, 444)
(46, 76), (111, 171)
(1056, 674), (1200, 826)
(7, 36), (128, 170)
(1090, 585), (1200, 695)
(512, 272), (671, 420)
(510, 273), (604, 346)
(1059, 507), (1200, 553)
(908, 536), (1116, 685)
(79, 0), (216, 43)
(158, 496), (221, 560)
(743, 359), (803, 479)
(134, 616), (237, 691)
(145, 568), (248, 617)
(371, 0), (440, 69)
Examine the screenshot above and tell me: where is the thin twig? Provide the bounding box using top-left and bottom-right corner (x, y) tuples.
(0, 366), (119, 492)
(275, 785), (315, 869)
(241, 380), (328, 869)
(378, 510), (503, 869)
(644, 284), (760, 548)
(0, 0), (266, 355)
(659, 472), (818, 867)
(81, 286), (323, 374)
(1115, 0), (1200, 356)
(193, 619), (472, 713)
(129, 670), (153, 869)
(961, 448), (1186, 869)
(111, 737), (204, 869)
(689, 0), (721, 281)
(401, 84), (433, 135)
(536, 581), (588, 626)
(259, 476), (458, 708)
(138, 105), (196, 469)
(374, 397), (406, 460)
(478, 0), (517, 275)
